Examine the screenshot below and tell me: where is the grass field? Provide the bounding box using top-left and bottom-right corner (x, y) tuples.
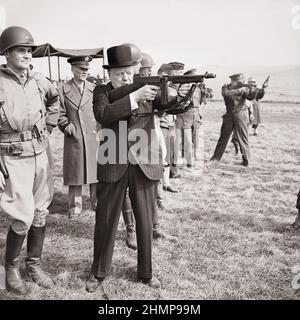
(0, 101), (299, 300)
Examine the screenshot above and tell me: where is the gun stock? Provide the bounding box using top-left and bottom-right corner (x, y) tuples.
(108, 82), (143, 103)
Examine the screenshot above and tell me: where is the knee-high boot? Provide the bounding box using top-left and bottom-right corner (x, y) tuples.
(122, 209), (137, 250)
(25, 225), (54, 289)
(5, 227), (27, 294)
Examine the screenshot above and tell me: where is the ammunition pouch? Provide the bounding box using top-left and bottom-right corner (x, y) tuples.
(32, 117), (48, 143)
(0, 117), (48, 157)
(7, 143), (24, 156)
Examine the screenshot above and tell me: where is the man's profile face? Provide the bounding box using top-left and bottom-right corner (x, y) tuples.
(139, 67), (152, 77)
(133, 61), (142, 75)
(108, 66), (135, 88)
(172, 69), (184, 76)
(5, 46), (32, 71)
(231, 77), (244, 87)
(71, 65), (89, 82)
(248, 81), (257, 87)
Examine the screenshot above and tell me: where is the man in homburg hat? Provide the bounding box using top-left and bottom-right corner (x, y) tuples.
(86, 44), (191, 292)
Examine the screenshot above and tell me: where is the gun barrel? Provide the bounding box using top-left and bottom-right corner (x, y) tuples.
(168, 74), (216, 84)
(133, 76), (162, 85)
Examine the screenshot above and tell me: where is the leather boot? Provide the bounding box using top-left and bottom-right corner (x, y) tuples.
(5, 227), (27, 295)
(233, 143), (239, 155)
(122, 209), (137, 250)
(126, 227), (137, 250)
(242, 155), (249, 167)
(292, 211), (300, 230)
(25, 226), (54, 289)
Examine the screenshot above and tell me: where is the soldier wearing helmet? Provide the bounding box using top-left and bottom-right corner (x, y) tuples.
(0, 26), (59, 294)
(247, 77), (264, 136)
(139, 52), (154, 77)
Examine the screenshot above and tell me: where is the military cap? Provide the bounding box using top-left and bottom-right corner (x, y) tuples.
(184, 68), (197, 75)
(157, 63), (173, 75)
(140, 52), (154, 68)
(67, 56), (92, 69)
(103, 44), (141, 69)
(169, 61), (185, 70)
(229, 73), (244, 81)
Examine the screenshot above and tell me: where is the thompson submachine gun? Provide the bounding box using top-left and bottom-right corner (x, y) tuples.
(108, 72), (216, 105)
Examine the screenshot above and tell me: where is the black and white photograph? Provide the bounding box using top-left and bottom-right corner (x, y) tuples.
(0, 0), (299, 306)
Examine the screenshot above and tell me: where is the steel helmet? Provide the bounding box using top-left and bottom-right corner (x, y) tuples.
(248, 77), (257, 85)
(0, 26), (37, 54)
(140, 52), (154, 68)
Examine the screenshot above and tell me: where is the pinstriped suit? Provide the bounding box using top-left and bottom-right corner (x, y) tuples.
(91, 82), (172, 280)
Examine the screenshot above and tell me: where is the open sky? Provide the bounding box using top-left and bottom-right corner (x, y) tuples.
(1, 0), (300, 78)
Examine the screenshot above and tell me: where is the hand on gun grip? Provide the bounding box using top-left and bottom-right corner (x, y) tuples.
(132, 85), (159, 102)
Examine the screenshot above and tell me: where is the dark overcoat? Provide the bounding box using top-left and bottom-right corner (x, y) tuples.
(58, 79), (98, 185)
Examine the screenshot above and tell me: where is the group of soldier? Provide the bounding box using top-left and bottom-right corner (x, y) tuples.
(0, 25), (299, 297)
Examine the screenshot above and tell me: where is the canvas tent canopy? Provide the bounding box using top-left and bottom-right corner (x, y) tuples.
(32, 43), (105, 81)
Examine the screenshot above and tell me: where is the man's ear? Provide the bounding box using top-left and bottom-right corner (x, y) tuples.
(3, 49), (10, 59)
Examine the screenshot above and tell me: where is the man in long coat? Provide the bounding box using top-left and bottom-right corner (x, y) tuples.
(58, 56), (98, 218)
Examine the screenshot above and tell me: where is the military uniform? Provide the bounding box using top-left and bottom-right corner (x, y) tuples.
(210, 73), (257, 166)
(0, 65), (59, 232)
(0, 26), (59, 294)
(250, 78), (265, 135)
(58, 56), (98, 216)
(157, 63), (180, 178)
(175, 68), (201, 168)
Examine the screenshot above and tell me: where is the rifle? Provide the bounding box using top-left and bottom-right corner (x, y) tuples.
(108, 72), (216, 105)
(262, 75), (270, 89)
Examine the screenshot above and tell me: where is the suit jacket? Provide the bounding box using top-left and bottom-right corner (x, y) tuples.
(93, 82), (179, 183)
(58, 79), (98, 185)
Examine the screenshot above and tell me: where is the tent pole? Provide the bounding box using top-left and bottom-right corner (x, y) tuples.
(57, 56), (61, 83)
(47, 47), (52, 81)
